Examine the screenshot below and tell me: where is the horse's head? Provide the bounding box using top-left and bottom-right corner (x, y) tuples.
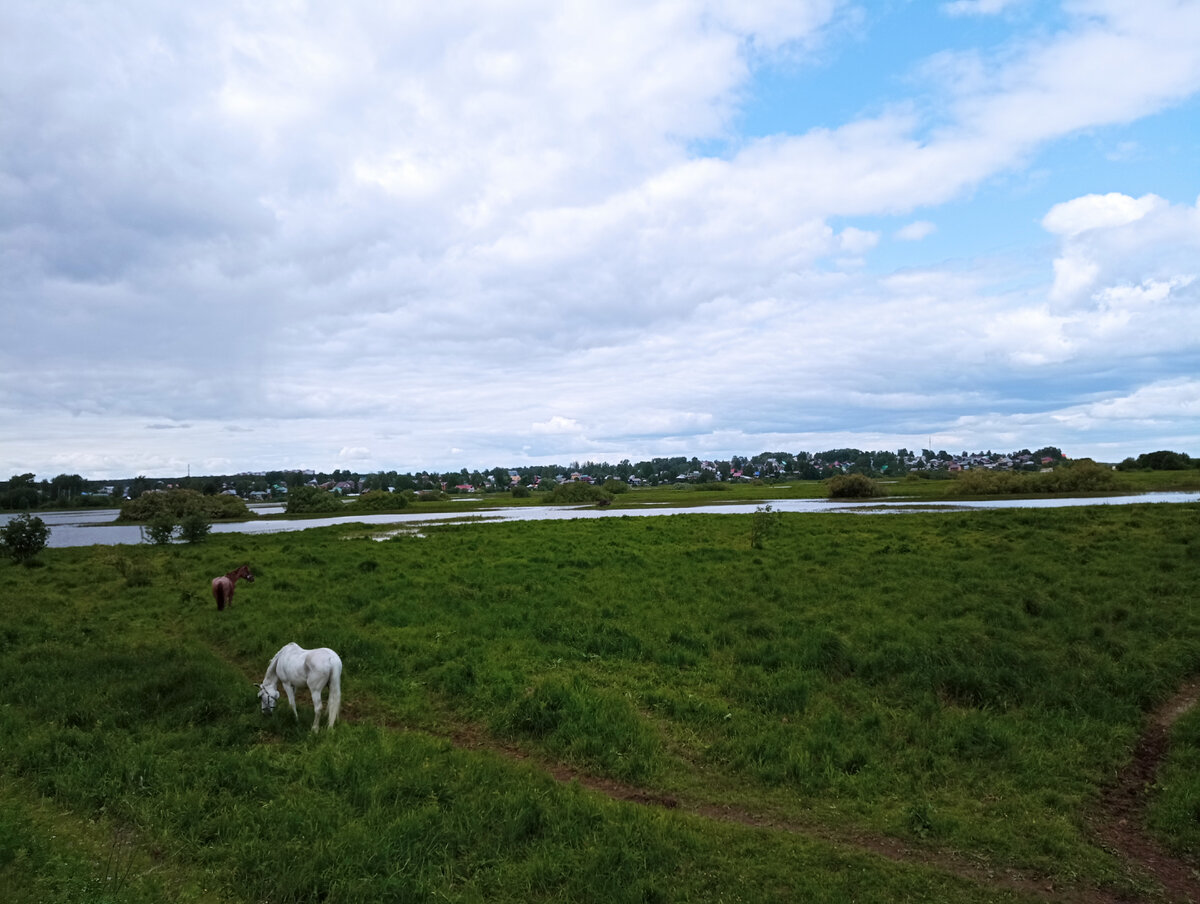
(256, 682), (278, 715)
(239, 565), (255, 583)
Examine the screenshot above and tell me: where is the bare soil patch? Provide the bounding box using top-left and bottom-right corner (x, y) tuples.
(1089, 680), (1200, 904)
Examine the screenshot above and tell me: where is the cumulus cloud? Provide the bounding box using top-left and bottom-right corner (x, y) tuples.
(1042, 192), (1163, 236)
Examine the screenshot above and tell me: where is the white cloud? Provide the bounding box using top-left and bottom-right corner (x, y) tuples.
(839, 226), (880, 254)
(1049, 251), (1102, 302)
(1042, 192), (1163, 237)
(895, 220), (936, 241)
(531, 416), (581, 435)
(3, 1), (1200, 478)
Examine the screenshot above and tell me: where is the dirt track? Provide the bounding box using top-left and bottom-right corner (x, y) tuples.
(430, 684), (1200, 904)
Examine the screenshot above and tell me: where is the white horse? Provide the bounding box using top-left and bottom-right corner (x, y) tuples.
(256, 642), (342, 732)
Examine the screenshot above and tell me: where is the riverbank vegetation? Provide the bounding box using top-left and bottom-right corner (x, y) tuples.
(2, 503), (1198, 902)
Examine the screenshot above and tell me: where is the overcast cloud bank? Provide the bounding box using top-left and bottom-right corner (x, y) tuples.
(2, 1), (1199, 479)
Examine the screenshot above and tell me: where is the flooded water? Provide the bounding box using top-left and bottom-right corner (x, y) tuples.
(3, 492), (1197, 549)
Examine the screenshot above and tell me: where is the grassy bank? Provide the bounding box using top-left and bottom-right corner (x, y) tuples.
(2, 503), (1198, 902)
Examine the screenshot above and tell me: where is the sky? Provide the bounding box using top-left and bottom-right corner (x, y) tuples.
(3, 0), (1200, 481)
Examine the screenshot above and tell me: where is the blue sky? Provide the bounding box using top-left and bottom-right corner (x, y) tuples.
(2, 0), (1200, 480)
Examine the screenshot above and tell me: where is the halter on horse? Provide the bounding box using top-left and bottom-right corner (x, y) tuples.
(257, 642), (343, 732)
(212, 564), (254, 611)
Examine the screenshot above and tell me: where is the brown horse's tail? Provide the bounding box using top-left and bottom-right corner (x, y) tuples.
(214, 582), (228, 611)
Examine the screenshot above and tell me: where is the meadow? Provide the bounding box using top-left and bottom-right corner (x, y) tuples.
(2, 502), (1199, 903)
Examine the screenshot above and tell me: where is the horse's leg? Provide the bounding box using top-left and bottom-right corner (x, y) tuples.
(310, 682), (324, 733)
(283, 682), (299, 721)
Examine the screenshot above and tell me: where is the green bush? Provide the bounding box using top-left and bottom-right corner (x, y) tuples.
(827, 473), (886, 499)
(178, 512), (212, 543)
(952, 470), (1027, 495)
(749, 504), (781, 549)
(118, 488), (250, 522)
(601, 479), (630, 494)
(351, 490), (409, 512)
(1034, 458), (1122, 493)
(145, 515), (177, 545)
(284, 485), (343, 514)
(0, 513), (50, 564)
(511, 484), (531, 499)
(547, 482), (613, 505)
(953, 460), (1124, 496)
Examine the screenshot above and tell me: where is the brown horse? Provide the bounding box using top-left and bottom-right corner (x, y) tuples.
(212, 564), (254, 611)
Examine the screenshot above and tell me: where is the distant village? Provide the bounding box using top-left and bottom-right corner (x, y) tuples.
(8, 446), (1198, 509)
(207, 446), (1070, 500)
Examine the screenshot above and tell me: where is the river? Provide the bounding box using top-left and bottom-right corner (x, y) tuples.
(3, 492), (1198, 548)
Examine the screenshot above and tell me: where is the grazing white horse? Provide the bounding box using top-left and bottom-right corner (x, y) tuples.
(257, 642), (342, 732)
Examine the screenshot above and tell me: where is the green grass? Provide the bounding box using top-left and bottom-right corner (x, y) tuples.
(2, 503), (1199, 901)
(1148, 704), (1200, 860)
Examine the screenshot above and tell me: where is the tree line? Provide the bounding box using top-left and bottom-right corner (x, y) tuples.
(3, 446), (1196, 510)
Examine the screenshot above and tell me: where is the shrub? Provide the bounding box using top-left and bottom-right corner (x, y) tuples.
(118, 488), (250, 522)
(952, 470), (1027, 495)
(749, 504), (781, 550)
(178, 512), (212, 543)
(285, 485), (343, 514)
(1034, 458), (1122, 493)
(1, 513), (50, 564)
(953, 460), (1124, 495)
(351, 490), (409, 512)
(601, 479), (630, 495)
(511, 484), (531, 499)
(145, 515), (177, 545)
(827, 474), (886, 499)
(547, 482), (613, 505)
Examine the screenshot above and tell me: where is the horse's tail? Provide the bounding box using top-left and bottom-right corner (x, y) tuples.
(327, 656), (342, 729)
(213, 580), (227, 611)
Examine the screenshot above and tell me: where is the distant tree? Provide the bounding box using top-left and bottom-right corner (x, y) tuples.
(48, 473), (84, 504)
(3, 473), (40, 510)
(129, 475), (156, 499)
(1134, 450), (1193, 471)
(1033, 446), (1065, 462)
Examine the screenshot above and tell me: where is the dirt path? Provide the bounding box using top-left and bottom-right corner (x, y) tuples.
(435, 721), (1128, 904)
(305, 674), (1200, 904)
(1089, 680), (1200, 904)
(432, 687), (1200, 904)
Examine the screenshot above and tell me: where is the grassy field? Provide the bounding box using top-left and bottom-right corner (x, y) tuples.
(2, 503), (1199, 902)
